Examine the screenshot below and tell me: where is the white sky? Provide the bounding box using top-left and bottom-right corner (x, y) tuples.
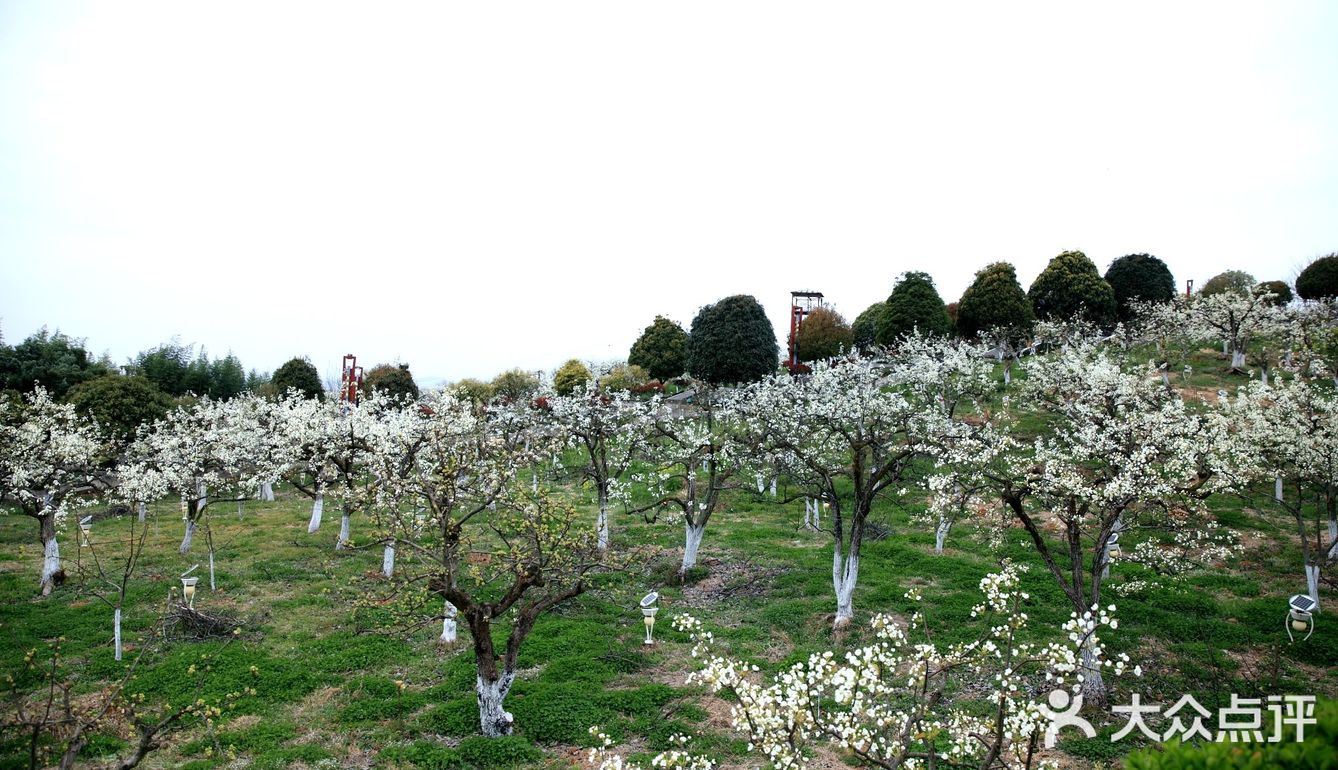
(2, 2), (1335, 386)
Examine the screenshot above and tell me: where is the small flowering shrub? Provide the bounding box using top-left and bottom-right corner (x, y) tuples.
(597, 563), (1134, 770)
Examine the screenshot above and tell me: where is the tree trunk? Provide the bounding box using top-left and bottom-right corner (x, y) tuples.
(308, 492), (324, 533)
(934, 516), (950, 554)
(832, 549), (859, 630)
(237, 500), (244, 520)
(1275, 476), (1284, 503)
(208, 546), (216, 591)
(137, 502), (146, 523)
(1305, 563), (1320, 610)
(39, 510), (61, 596)
(1230, 349), (1247, 371)
(769, 476), (777, 497)
(1102, 515), (1126, 580)
(681, 521), (706, 576)
(382, 544), (395, 578)
(1079, 638), (1107, 709)
(440, 600), (458, 644)
(179, 519), (195, 554)
(1003, 362), (1013, 386)
(114, 607), (122, 661)
(596, 487), (609, 551)
(476, 673), (516, 736)
(1328, 512), (1337, 548)
(755, 473), (765, 493)
(337, 504), (352, 551)
(259, 482), (275, 502)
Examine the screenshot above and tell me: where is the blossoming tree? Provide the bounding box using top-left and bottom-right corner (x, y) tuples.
(545, 383), (659, 550)
(362, 391), (611, 736)
(733, 355), (961, 630)
(0, 388), (111, 595)
(594, 563), (1131, 770)
(932, 343), (1246, 706)
(276, 393), (377, 549)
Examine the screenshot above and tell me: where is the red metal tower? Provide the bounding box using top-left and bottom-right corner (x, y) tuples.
(788, 290), (824, 368)
(340, 354), (364, 405)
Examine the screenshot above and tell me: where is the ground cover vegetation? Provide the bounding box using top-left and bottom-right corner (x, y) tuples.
(2, 253), (1337, 770)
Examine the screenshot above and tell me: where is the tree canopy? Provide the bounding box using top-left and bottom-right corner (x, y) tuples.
(1258, 279), (1294, 306)
(879, 271), (951, 343)
(1028, 250), (1116, 328)
(489, 368), (540, 402)
(553, 359), (592, 396)
(955, 262), (1034, 340)
(65, 375), (174, 442)
(1296, 253), (1338, 301)
(851, 303), (887, 352)
(628, 316), (688, 381)
(270, 357), (323, 400)
(685, 295), (779, 384)
(0, 328), (108, 399)
(795, 306), (854, 362)
(363, 363), (420, 402)
(1200, 270), (1256, 297)
(1105, 253), (1175, 323)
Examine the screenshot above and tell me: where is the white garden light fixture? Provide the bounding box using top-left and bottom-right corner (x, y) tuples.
(640, 591), (659, 645)
(1287, 594), (1315, 642)
(1106, 532), (1121, 561)
(78, 516), (93, 547)
(181, 564), (200, 609)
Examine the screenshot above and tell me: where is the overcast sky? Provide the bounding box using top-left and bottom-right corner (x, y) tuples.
(2, 2), (1335, 386)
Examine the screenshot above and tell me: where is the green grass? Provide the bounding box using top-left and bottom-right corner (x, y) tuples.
(1, 369), (1336, 770)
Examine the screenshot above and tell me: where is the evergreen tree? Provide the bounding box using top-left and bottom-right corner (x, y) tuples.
(955, 262), (1034, 340)
(1028, 250), (1116, 328)
(628, 316), (689, 381)
(686, 295), (779, 384)
(271, 357), (323, 399)
(1296, 253), (1338, 301)
(879, 271), (951, 343)
(795, 306), (854, 362)
(1105, 253), (1175, 323)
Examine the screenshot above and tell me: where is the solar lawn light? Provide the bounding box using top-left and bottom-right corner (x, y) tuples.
(78, 516), (93, 547)
(1287, 594), (1315, 642)
(181, 564), (201, 609)
(1106, 532), (1121, 561)
(640, 591), (659, 645)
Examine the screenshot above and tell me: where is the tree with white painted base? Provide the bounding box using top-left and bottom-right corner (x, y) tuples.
(546, 383), (658, 551)
(733, 353), (962, 631)
(0, 388), (110, 596)
(1187, 286), (1287, 374)
(361, 391), (606, 736)
(276, 393), (377, 550)
(1235, 376), (1338, 609)
(932, 343), (1247, 708)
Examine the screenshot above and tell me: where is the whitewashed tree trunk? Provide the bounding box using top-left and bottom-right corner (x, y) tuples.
(832, 548), (859, 630)
(1305, 564), (1320, 610)
(1261, 369), (1270, 386)
(259, 483), (275, 502)
(1285, 350), (1294, 367)
(337, 507), (351, 551)
(1003, 363), (1012, 386)
(1231, 349), (1247, 370)
(197, 481), (207, 510)
(208, 547), (216, 591)
(1327, 514), (1337, 547)
(596, 487), (609, 551)
(1223, 340), (1229, 354)
(769, 476), (777, 497)
(1275, 476), (1284, 503)
(1079, 638), (1107, 708)
(476, 674), (516, 737)
(934, 516), (951, 554)
(179, 519), (196, 554)
(382, 544), (395, 578)
(440, 600), (457, 643)
(755, 473), (765, 493)
(681, 522), (705, 575)
(114, 607), (122, 661)
(308, 491), (324, 533)
(237, 500), (244, 520)
(137, 502), (147, 523)
(531, 469), (538, 493)
(39, 505), (61, 596)
(1161, 369), (1171, 386)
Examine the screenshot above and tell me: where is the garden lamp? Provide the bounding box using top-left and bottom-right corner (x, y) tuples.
(1287, 594), (1315, 642)
(78, 516), (93, 547)
(640, 592), (659, 645)
(1106, 532), (1121, 561)
(181, 564), (200, 609)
